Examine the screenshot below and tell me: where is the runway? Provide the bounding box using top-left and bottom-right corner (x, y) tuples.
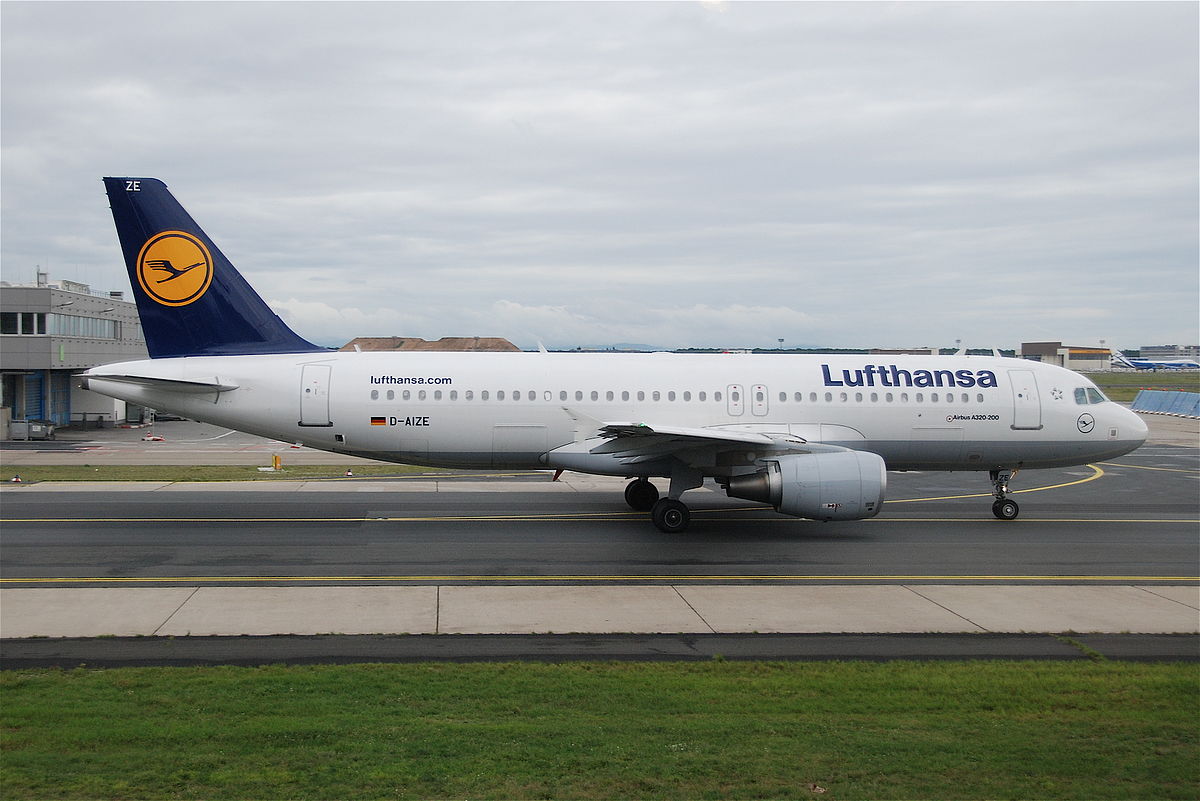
(2, 448), (1196, 586)
(1, 424), (1196, 663)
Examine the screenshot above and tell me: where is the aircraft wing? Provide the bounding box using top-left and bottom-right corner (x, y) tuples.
(589, 421), (808, 464)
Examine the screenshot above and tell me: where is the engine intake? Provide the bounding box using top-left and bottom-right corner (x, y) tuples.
(725, 451), (886, 521)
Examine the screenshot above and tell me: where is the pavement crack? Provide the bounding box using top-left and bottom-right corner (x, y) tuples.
(902, 585), (989, 632)
(672, 586), (716, 633)
(1135, 585), (1199, 611)
(153, 586), (200, 635)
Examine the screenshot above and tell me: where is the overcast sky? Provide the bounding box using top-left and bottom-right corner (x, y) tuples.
(2, 1), (1196, 350)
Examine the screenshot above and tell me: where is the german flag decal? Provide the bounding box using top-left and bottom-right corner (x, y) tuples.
(370, 417), (387, 426)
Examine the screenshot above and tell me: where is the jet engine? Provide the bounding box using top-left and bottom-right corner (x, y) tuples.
(723, 450), (887, 521)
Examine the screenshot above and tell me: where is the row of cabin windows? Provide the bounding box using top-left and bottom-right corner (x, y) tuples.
(367, 388), (990, 405)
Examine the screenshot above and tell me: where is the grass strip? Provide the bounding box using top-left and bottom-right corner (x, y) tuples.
(0, 464), (453, 483)
(2, 661), (1196, 800)
(1083, 371), (1200, 402)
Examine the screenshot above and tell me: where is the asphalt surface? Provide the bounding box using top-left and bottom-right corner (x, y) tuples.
(1, 448), (1196, 585)
(1, 416), (1196, 665)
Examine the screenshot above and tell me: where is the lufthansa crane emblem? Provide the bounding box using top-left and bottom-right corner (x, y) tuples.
(1077, 413), (1096, 434)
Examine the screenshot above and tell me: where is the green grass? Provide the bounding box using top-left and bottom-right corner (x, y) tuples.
(0, 464), (453, 483)
(1084, 371), (1200, 403)
(2, 661), (1196, 799)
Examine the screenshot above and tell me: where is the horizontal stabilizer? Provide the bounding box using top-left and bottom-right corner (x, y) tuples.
(82, 374), (239, 393)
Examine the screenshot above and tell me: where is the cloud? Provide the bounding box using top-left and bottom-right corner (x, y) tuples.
(2, 1), (1196, 351)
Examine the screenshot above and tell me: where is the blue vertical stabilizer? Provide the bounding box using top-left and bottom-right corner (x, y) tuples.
(103, 177), (325, 358)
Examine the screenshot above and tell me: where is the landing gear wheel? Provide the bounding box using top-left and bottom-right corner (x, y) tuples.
(651, 498), (691, 533)
(624, 479), (660, 511)
(992, 499), (1019, 520)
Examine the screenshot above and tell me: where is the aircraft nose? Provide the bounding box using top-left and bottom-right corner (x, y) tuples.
(1118, 405), (1149, 449)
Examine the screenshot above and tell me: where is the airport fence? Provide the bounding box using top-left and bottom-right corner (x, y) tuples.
(1131, 389), (1200, 419)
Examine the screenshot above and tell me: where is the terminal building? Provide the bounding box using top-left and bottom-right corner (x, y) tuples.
(1018, 342), (1111, 371)
(1, 273), (148, 430)
(1139, 344), (1199, 361)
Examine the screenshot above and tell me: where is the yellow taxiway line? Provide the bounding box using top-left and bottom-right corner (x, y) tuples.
(3, 574), (1196, 585)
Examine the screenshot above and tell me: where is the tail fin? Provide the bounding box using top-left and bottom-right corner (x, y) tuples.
(103, 177), (324, 358)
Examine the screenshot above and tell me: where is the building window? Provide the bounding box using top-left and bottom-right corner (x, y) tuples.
(1, 312), (47, 335)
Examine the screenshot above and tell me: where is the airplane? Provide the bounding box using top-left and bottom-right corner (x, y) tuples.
(1111, 351), (1200, 370)
(81, 177), (1149, 532)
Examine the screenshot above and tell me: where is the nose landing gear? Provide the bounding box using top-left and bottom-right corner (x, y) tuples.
(990, 469), (1020, 520)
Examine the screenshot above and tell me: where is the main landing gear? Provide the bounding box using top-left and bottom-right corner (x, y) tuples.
(625, 468), (702, 533)
(990, 469), (1019, 520)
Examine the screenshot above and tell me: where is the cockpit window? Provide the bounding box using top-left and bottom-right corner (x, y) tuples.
(1075, 387), (1109, 404)
(1074, 388), (1088, 404)
(1087, 387), (1106, 404)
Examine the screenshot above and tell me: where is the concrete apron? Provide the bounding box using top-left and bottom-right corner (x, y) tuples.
(1, 584), (1197, 639)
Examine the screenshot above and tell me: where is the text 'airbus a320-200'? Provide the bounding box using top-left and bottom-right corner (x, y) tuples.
(82, 178), (1148, 532)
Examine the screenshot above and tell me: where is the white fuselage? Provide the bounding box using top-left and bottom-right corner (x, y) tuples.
(83, 352), (1148, 476)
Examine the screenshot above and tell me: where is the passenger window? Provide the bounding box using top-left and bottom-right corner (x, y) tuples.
(779, 392), (787, 402)
(560, 391), (568, 401)
(638, 391), (645, 401)
(668, 391), (676, 401)
(916, 393), (924, 403)
(854, 392), (863, 402)
(931, 393), (939, 402)
(622, 391), (630, 401)
(575, 391), (583, 401)
(544, 391), (551, 401)
(810, 392), (817, 402)
(886, 393), (893, 403)
(434, 390), (442, 400)
(794, 392), (802, 402)
(731, 390), (740, 402)
(370, 390), (379, 400)
(466, 390), (474, 401)
(513, 391), (521, 400)
(590, 391), (599, 401)
(870, 392), (878, 402)
(698, 392), (706, 402)
(961, 393), (968, 403)
(418, 390), (427, 400)
(497, 391), (505, 400)
(683, 391), (691, 402)
(839, 392), (848, 402)
(755, 391), (764, 402)
(606, 391), (615, 401)
(449, 391), (457, 400)
(403, 390), (411, 400)
(481, 391), (489, 400)
(652, 391), (660, 401)
(901, 393), (909, 403)
(824, 392), (832, 402)
(715, 391), (723, 402)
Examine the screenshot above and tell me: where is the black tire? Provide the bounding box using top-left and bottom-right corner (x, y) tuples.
(624, 479), (660, 511)
(992, 499), (1019, 520)
(651, 498), (691, 533)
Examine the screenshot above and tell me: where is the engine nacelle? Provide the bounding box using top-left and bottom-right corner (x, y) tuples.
(724, 451), (887, 521)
